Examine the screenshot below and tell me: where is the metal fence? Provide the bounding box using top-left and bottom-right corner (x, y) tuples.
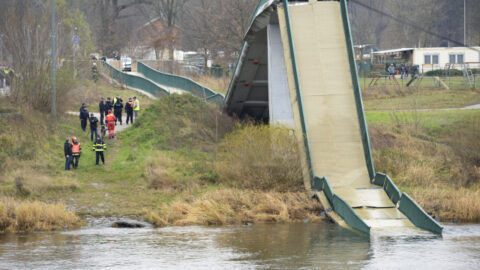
(137, 62), (225, 107)
(102, 61), (169, 97)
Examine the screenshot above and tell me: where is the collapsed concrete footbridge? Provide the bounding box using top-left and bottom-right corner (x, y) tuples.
(104, 0), (443, 235)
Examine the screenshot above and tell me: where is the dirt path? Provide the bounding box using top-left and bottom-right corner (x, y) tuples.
(374, 103), (480, 112)
(67, 111), (134, 133)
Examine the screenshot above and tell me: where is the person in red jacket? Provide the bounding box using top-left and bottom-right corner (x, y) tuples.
(105, 110), (117, 139)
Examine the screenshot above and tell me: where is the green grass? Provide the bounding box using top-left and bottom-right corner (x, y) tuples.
(361, 76), (480, 110)
(366, 109), (480, 139)
(360, 76), (473, 90)
(68, 78), (152, 113)
(1, 94), (231, 217)
(364, 89), (480, 110)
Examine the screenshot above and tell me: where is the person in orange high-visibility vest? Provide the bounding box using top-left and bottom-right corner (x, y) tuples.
(71, 136), (82, 169)
(105, 110), (117, 139)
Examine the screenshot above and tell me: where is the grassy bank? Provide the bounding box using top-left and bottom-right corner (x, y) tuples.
(2, 73), (480, 231)
(366, 109), (480, 221)
(0, 93), (321, 231)
(361, 76), (480, 110)
(68, 79), (152, 112)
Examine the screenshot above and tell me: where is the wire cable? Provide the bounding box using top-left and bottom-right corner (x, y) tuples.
(350, 0), (479, 53)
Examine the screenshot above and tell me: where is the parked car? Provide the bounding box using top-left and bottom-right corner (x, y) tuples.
(121, 57), (132, 72)
(182, 65), (201, 75)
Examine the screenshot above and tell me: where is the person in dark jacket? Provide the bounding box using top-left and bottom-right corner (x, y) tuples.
(89, 113), (99, 141)
(113, 97), (123, 125)
(125, 97), (134, 124)
(105, 97), (113, 123)
(79, 103), (89, 132)
(99, 97), (106, 124)
(92, 136), (107, 165)
(64, 139), (73, 170)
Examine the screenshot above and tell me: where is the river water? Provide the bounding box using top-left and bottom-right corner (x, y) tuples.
(0, 219), (479, 269)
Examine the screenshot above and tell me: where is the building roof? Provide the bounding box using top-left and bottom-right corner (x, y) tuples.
(373, 48), (414, 55)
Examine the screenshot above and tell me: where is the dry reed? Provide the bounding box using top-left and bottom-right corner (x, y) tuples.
(144, 189), (323, 227)
(216, 124), (304, 192)
(0, 197), (79, 233)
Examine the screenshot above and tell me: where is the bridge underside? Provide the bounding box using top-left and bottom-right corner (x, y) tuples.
(226, 29), (269, 121)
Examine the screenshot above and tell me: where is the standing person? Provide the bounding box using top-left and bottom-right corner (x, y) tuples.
(89, 113), (99, 142)
(113, 94), (119, 105)
(92, 136), (107, 165)
(105, 110), (116, 139)
(105, 97), (113, 123)
(99, 97), (106, 124)
(113, 97), (123, 125)
(64, 138), (73, 170)
(125, 97), (134, 125)
(133, 96), (140, 121)
(388, 64), (396, 80)
(71, 137), (82, 169)
(79, 103), (89, 132)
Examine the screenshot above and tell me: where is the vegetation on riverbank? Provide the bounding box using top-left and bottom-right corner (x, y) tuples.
(68, 78), (152, 112)
(0, 92), (321, 232)
(2, 76), (480, 232)
(367, 109), (480, 221)
(0, 198), (78, 233)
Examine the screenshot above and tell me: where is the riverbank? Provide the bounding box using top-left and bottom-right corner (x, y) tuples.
(367, 109), (480, 221)
(2, 81), (480, 233)
(0, 93), (323, 232)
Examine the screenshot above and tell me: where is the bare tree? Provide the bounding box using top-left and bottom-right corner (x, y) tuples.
(0, 0), (93, 112)
(180, 0), (257, 67)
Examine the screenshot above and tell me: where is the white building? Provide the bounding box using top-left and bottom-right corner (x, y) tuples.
(373, 47), (480, 73)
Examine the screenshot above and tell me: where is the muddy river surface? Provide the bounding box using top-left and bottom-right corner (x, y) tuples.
(0, 220), (479, 269)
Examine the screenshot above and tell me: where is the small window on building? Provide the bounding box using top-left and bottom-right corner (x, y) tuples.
(449, 54), (456, 64)
(457, 54), (464, 64)
(432, 55), (439, 64)
(424, 55), (431, 64)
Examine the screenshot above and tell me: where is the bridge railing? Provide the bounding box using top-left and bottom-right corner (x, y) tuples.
(373, 172), (402, 204)
(398, 193), (443, 234)
(102, 61), (169, 97)
(137, 62), (225, 107)
(312, 177), (370, 234)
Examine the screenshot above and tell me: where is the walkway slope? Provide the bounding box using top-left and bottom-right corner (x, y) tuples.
(279, 2), (415, 231)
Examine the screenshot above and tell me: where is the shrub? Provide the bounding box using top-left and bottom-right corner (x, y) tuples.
(425, 69), (463, 76)
(216, 124), (304, 192)
(144, 189), (323, 227)
(0, 198), (79, 233)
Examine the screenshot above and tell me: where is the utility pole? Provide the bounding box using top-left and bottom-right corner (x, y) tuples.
(73, 26), (78, 80)
(0, 34), (3, 61)
(464, 0), (467, 46)
(51, 0), (56, 120)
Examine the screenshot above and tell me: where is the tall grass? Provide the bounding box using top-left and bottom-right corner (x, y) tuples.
(0, 197), (79, 233)
(216, 124), (304, 192)
(144, 189), (323, 227)
(370, 121), (480, 221)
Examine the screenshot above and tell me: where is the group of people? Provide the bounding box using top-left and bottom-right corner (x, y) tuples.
(79, 95), (140, 140)
(387, 63), (419, 80)
(69, 94), (140, 170)
(64, 136), (106, 170)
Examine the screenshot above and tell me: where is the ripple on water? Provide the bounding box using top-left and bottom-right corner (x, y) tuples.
(0, 222), (479, 269)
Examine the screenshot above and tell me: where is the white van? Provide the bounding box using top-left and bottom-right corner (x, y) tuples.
(121, 57), (132, 72)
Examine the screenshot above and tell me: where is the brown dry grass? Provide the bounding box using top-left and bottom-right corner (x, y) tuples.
(144, 188), (323, 227)
(193, 75), (229, 94)
(0, 197), (79, 233)
(410, 187), (480, 222)
(216, 124), (304, 192)
(370, 124), (480, 221)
